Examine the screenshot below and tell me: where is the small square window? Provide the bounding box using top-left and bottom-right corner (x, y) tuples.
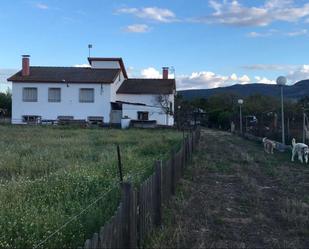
(48, 88), (61, 102)
(23, 88), (37, 102)
(79, 88), (94, 103)
(137, 112), (149, 121)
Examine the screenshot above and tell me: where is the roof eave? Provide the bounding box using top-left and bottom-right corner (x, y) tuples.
(9, 79), (114, 84)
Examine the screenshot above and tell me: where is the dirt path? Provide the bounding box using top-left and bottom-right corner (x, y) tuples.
(148, 129), (309, 249)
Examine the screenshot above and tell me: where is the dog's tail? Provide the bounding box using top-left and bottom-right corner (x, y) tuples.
(263, 137), (267, 143)
(292, 138), (296, 148)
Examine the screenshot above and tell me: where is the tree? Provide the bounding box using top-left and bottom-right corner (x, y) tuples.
(155, 94), (174, 125)
(0, 89), (12, 117)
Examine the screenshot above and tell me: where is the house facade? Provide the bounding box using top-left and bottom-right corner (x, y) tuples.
(8, 56), (175, 126)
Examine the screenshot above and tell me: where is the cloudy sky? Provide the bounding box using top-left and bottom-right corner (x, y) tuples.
(1, 0), (309, 90)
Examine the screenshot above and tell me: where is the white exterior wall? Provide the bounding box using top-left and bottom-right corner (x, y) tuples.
(119, 94), (174, 126)
(12, 82), (112, 124)
(91, 61), (120, 69)
(110, 72), (125, 102)
(117, 93), (174, 108)
(122, 104), (173, 126)
(90, 60), (125, 102)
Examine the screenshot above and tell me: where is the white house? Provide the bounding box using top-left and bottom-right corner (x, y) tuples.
(8, 56), (175, 126)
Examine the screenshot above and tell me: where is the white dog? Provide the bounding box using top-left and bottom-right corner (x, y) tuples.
(291, 138), (309, 164)
(263, 137), (276, 154)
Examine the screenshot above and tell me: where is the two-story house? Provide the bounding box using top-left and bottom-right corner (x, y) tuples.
(8, 55), (175, 126)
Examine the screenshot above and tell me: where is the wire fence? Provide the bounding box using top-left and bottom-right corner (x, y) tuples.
(33, 182), (119, 249)
(233, 109), (309, 145)
(25, 129), (200, 249)
(79, 128), (201, 249)
(29, 182), (121, 249)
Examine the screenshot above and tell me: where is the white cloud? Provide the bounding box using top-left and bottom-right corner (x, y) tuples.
(123, 24), (150, 33)
(247, 30), (276, 37)
(287, 65), (309, 83)
(139, 67), (280, 89)
(176, 71), (254, 89)
(254, 76), (276, 84)
(117, 7), (177, 23)
(286, 29), (308, 36)
(194, 0), (309, 27)
(74, 64), (91, 68)
(243, 64), (298, 71)
(247, 31), (268, 38)
(230, 73), (238, 81)
(0, 69), (15, 92)
(141, 67), (162, 78)
(247, 28), (308, 38)
(137, 65), (309, 89)
(244, 64), (309, 84)
(126, 66), (134, 78)
(239, 75), (251, 83)
(36, 3), (49, 10)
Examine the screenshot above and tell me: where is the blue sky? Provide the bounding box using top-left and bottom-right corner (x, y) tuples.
(1, 0), (309, 91)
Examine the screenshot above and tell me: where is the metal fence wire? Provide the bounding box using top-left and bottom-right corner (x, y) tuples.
(79, 128), (201, 249)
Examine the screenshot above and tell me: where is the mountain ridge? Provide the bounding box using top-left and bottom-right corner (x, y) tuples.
(178, 79), (309, 100)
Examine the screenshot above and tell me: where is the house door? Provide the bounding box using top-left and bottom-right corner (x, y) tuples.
(110, 110), (122, 124)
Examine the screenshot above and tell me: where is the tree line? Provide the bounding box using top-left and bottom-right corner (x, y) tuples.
(175, 93), (309, 139)
(0, 90), (12, 117)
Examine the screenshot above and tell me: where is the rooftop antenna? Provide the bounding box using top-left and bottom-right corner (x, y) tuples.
(88, 44), (93, 58)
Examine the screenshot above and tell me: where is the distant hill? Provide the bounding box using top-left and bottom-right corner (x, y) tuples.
(178, 80), (309, 100)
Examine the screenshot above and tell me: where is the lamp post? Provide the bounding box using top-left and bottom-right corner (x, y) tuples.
(238, 99), (244, 134)
(276, 76), (287, 145)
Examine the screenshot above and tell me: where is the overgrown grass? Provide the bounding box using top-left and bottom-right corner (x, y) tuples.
(147, 129), (309, 248)
(0, 125), (182, 249)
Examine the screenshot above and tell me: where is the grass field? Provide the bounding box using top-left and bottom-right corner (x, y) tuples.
(0, 125), (182, 249)
(149, 129), (309, 248)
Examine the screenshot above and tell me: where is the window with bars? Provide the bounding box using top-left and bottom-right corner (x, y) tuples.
(48, 88), (61, 102)
(23, 88), (38, 102)
(79, 88), (94, 103)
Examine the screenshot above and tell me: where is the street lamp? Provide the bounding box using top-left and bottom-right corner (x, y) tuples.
(276, 76), (287, 145)
(238, 99), (244, 134)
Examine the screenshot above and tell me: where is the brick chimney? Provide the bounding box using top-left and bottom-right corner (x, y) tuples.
(22, 55), (30, 76)
(162, 67), (169, 79)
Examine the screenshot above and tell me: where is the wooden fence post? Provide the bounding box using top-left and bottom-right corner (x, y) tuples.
(84, 239), (91, 249)
(154, 160), (162, 226)
(186, 135), (190, 163)
(121, 183), (130, 248)
(121, 182), (137, 249)
(91, 233), (99, 249)
(171, 148), (176, 195)
(184, 136), (187, 164)
(130, 189), (137, 249)
(181, 138), (185, 174)
(192, 132), (195, 152)
(190, 132), (193, 161)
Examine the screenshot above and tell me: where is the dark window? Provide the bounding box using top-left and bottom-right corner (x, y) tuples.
(48, 88), (61, 102)
(137, 111), (149, 121)
(22, 115), (41, 124)
(79, 88), (94, 103)
(23, 88), (37, 102)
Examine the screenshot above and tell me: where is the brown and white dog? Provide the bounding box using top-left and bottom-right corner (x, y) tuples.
(291, 138), (309, 164)
(263, 137), (276, 154)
